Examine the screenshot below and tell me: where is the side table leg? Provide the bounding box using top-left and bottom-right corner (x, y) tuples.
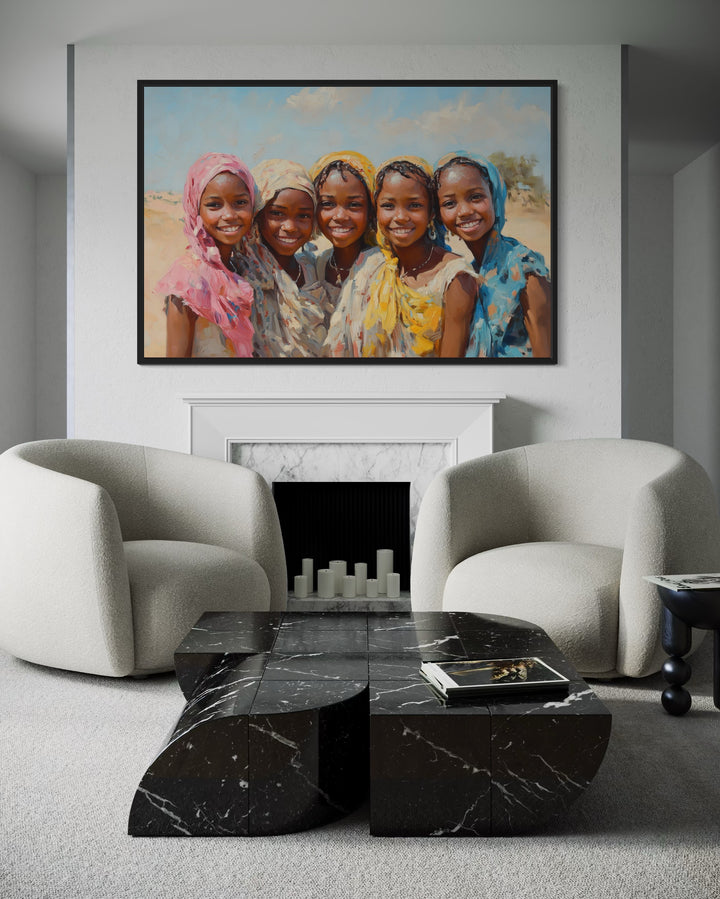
(714, 630), (720, 710)
(661, 608), (692, 716)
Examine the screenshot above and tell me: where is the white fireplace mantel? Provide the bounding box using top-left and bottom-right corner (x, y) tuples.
(183, 392), (505, 544)
(182, 392), (506, 464)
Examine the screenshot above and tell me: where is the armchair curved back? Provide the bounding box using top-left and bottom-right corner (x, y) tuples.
(431, 439), (704, 558)
(11, 441), (287, 606)
(522, 439), (693, 546)
(13, 439), (151, 539)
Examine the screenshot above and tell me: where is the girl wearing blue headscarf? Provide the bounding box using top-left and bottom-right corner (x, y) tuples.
(434, 152), (551, 358)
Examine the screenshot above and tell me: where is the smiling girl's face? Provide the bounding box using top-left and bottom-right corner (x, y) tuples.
(316, 169), (370, 251)
(199, 172), (253, 261)
(257, 188), (315, 260)
(375, 170), (432, 251)
(436, 163), (495, 259)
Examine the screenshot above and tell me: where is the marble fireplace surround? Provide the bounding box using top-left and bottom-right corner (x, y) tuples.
(182, 392), (505, 547)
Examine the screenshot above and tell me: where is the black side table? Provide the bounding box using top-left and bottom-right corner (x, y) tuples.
(658, 585), (720, 715)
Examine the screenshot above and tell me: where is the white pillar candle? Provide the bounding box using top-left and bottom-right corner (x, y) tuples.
(302, 558), (313, 592)
(294, 574), (308, 599)
(317, 568), (335, 599)
(366, 578), (378, 598)
(386, 572), (400, 599)
(329, 560), (347, 593)
(354, 562), (367, 595)
(376, 549), (393, 594)
(342, 575), (356, 598)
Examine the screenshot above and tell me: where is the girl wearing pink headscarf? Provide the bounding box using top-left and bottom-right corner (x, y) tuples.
(156, 152), (258, 357)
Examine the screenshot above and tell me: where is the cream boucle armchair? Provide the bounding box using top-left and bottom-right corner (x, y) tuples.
(411, 439), (720, 678)
(0, 439), (287, 677)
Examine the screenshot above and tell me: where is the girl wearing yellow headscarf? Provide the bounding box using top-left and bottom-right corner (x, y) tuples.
(362, 156), (477, 358)
(309, 151), (385, 357)
(244, 158), (331, 358)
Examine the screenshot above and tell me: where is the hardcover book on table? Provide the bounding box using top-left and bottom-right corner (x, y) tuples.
(419, 657), (570, 701)
(643, 574), (720, 591)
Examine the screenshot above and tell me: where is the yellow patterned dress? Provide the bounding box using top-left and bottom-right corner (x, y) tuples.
(361, 251), (476, 358)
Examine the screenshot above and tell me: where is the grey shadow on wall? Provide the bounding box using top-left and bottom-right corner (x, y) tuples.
(492, 397), (556, 454)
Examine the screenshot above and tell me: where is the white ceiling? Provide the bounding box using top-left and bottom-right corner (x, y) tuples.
(1, 0), (719, 176)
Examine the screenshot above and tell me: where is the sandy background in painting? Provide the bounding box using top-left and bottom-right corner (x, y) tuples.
(142, 192), (552, 358)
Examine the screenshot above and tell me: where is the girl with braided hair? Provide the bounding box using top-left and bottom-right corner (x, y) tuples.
(361, 156), (476, 358)
(309, 151), (384, 357)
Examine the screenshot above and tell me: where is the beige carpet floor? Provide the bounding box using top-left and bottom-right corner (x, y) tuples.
(1, 636), (719, 899)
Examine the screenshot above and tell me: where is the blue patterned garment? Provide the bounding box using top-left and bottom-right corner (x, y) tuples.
(435, 151), (550, 358)
(467, 231), (550, 358)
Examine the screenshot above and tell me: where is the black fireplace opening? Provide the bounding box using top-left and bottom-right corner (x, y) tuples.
(272, 481), (411, 592)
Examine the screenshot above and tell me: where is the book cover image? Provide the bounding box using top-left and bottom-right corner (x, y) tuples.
(420, 657), (569, 700)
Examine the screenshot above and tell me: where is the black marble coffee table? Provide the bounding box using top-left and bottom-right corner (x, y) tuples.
(128, 611), (611, 837)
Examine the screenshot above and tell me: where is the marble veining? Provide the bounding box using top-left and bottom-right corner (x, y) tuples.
(272, 629), (368, 655)
(543, 688), (595, 709)
(368, 656), (424, 681)
(400, 721), (490, 776)
(280, 611), (369, 630)
(135, 788), (194, 837)
(129, 610), (611, 838)
(252, 679), (366, 715)
(262, 654), (369, 682)
(370, 681), (438, 709)
(430, 793), (490, 837)
(230, 441), (453, 547)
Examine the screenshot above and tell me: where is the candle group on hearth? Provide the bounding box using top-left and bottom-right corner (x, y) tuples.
(293, 550), (401, 599)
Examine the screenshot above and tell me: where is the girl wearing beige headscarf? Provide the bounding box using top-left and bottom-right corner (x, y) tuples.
(244, 158), (332, 358)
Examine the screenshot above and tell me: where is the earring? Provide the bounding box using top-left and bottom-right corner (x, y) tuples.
(428, 222), (437, 241)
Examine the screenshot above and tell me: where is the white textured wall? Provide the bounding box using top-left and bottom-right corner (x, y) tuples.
(73, 44), (622, 453)
(0, 152), (36, 451)
(623, 174), (674, 444)
(36, 174), (67, 439)
(673, 141), (720, 503)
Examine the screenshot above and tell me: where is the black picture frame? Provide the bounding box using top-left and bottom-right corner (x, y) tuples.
(138, 79), (557, 364)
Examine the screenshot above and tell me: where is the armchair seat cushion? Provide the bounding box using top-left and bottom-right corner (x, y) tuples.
(124, 540), (270, 673)
(443, 542), (623, 676)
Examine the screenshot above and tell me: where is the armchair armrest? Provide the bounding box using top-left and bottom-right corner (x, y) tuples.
(0, 452), (134, 676)
(411, 450), (529, 611)
(143, 448), (287, 610)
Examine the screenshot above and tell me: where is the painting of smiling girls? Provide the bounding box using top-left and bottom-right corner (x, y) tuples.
(139, 80), (556, 363)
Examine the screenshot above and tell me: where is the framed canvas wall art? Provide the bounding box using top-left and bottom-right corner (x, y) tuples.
(138, 80), (556, 364)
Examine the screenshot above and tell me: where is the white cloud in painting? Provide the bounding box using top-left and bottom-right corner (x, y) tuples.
(285, 86), (371, 119)
(380, 90), (550, 148)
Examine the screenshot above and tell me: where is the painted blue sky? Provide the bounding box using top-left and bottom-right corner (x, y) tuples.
(143, 82), (553, 194)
